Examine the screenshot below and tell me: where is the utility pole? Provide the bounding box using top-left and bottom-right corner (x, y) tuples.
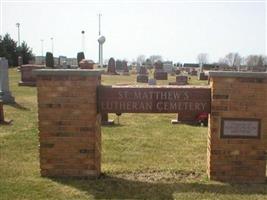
(41, 39), (44, 64)
(81, 30), (85, 52)
(98, 13), (102, 65)
(16, 23), (20, 47)
(50, 37), (54, 54)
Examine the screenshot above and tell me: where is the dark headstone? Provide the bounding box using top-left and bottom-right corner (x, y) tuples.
(190, 69), (198, 76)
(107, 58), (118, 75)
(137, 75), (148, 83)
(198, 72), (208, 80)
(154, 61), (168, 80)
(122, 60), (129, 75)
(169, 75), (188, 85)
(116, 60), (123, 71)
(139, 66), (148, 75)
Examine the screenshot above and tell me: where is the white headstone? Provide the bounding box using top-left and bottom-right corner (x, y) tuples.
(0, 58), (15, 103)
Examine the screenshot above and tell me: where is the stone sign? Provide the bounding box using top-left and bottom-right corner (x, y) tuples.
(98, 86), (211, 114)
(221, 118), (260, 138)
(0, 57), (15, 103)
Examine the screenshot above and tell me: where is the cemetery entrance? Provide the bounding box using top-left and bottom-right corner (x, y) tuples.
(35, 69), (267, 183)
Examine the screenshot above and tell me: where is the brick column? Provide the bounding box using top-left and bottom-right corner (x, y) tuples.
(208, 72), (267, 183)
(34, 69), (102, 178)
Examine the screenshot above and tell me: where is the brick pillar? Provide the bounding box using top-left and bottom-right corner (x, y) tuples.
(208, 72), (267, 183)
(34, 69), (102, 177)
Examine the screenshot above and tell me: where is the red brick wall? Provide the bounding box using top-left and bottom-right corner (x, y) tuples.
(208, 74), (267, 183)
(36, 70), (101, 177)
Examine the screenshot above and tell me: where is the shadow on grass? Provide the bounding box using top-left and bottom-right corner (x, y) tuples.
(9, 102), (29, 111)
(102, 123), (125, 128)
(52, 174), (267, 199)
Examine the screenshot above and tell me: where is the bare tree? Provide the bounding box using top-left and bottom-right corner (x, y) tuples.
(219, 52), (242, 67)
(136, 55), (146, 65)
(149, 55), (162, 65)
(197, 53), (208, 64)
(245, 55), (266, 66)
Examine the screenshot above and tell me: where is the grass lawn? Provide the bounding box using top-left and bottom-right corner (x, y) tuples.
(0, 68), (267, 200)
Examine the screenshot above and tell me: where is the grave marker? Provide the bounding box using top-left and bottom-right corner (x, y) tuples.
(137, 66), (148, 83)
(19, 64), (45, 86)
(0, 57), (15, 103)
(107, 57), (118, 75)
(154, 61), (168, 80)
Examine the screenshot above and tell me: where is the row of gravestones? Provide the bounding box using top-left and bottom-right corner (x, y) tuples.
(107, 58), (129, 75)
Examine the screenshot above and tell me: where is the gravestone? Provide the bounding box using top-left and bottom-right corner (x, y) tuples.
(137, 66), (148, 83)
(107, 58), (118, 75)
(198, 72), (208, 80)
(19, 64), (45, 86)
(198, 63), (208, 80)
(148, 78), (156, 85)
(116, 60), (123, 71)
(0, 58), (15, 103)
(163, 61), (173, 73)
(154, 61), (168, 80)
(190, 69), (198, 76)
(169, 75), (188, 85)
(122, 60), (129, 75)
(18, 56), (23, 66)
(62, 61), (68, 69)
(79, 59), (94, 69)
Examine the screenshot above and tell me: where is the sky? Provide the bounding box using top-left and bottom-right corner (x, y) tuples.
(0, 0), (266, 63)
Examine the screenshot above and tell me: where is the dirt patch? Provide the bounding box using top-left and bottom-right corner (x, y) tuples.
(101, 170), (204, 183)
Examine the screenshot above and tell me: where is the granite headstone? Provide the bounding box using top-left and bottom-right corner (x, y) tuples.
(0, 58), (15, 103)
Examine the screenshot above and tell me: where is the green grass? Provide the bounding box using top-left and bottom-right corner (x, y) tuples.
(0, 68), (266, 200)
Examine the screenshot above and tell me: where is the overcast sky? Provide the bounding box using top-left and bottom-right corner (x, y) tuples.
(1, 0), (266, 63)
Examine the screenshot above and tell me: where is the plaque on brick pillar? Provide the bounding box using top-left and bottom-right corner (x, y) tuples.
(221, 118), (260, 138)
(0, 57), (15, 104)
